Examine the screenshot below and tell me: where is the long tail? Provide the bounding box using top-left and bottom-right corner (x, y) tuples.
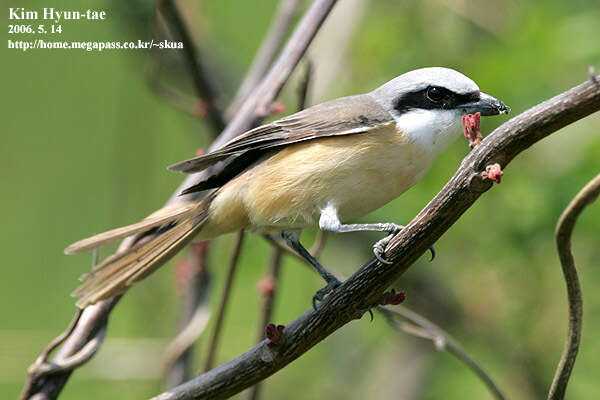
(65, 200), (211, 308)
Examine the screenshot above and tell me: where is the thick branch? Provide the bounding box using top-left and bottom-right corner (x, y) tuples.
(547, 173), (600, 399)
(152, 76), (600, 400)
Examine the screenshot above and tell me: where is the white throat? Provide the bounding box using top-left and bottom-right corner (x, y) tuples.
(392, 109), (463, 157)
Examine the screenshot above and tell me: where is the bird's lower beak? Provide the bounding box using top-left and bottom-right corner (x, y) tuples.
(459, 92), (510, 116)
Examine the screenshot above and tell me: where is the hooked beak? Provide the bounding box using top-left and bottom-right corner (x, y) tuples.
(459, 92), (510, 116)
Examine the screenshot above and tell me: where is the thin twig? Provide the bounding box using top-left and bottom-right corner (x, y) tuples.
(226, 0), (301, 119)
(203, 231), (246, 371)
(152, 75), (600, 400)
(258, 248), (284, 328)
(19, 309), (83, 400)
(309, 231), (328, 258)
(19, 297), (119, 400)
(296, 59), (313, 110)
(148, 11), (203, 120)
(148, 9), (216, 123)
(379, 306), (507, 400)
(263, 234), (307, 264)
(547, 173), (600, 400)
(247, 246), (284, 400)
(165, 242), (213, 388)
(158, 0), (226, 132)
(149, 77), (209, 120)
(263, 232), (328, 269)
(28, 327), (107, 379)
(39, 309), (84, 366)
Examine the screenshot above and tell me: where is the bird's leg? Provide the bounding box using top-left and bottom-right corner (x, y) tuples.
(318, 204), (435, 264)
(326, 222), (405, 233)
(281, 230), (341, 309)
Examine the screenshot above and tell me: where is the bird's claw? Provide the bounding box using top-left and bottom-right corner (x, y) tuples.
(312, 279), (342, 310)
(428, 246), (436, 262)
(373, 227), (436, 264)
(367, 308), (374, 322)
(373, 233), (395, 264)
(372, 224), (404, 264)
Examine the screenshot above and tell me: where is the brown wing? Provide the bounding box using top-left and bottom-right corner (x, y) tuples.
(168, 94), (393, 174)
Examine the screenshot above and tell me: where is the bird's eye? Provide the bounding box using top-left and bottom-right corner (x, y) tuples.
(426, 86), (444, 102)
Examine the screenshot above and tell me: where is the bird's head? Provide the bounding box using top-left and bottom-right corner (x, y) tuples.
(370, 67), (509, 155)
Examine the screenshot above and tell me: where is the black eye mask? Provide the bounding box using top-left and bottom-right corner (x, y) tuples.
(394, 86), (480, 113)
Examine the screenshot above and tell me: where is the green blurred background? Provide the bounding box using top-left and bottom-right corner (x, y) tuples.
(2, 0), (599, 399)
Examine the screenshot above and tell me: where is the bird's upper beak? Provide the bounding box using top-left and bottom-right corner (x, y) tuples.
(458, 92), (510, 116)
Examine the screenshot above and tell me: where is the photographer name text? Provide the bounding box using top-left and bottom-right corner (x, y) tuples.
(9, 8), (106, 23)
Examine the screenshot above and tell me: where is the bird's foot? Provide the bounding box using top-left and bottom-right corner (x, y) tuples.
(373, 233), (396, 264)
(312, 278), (342, 310)
(373, 228), (436, 264)
(373, 223), (404, 264)
(380, 223), (404, 233)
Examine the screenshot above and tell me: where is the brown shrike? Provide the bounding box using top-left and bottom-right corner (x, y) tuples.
(66, 67), (509, 308)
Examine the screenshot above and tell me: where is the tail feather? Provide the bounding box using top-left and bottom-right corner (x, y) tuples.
(77, 217), (182, 282)
(64, 203), (199, 255)
(69, 201), (211, 308)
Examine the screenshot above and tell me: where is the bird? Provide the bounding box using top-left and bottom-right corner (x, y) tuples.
(65, 67), (509, 309)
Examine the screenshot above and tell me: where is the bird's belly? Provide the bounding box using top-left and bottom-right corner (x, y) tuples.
(325, 137), (431, 222)
(209, 126), (432, 233)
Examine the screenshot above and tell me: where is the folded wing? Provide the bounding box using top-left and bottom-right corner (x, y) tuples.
(168, 94), (393, 175)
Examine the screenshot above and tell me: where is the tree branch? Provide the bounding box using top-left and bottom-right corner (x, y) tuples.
(148, 7), (213, 123)
(547, 173), (600, 399)
(151, 75), (600, 400)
